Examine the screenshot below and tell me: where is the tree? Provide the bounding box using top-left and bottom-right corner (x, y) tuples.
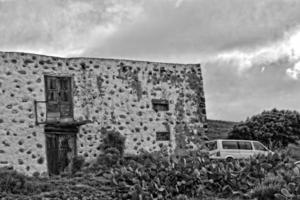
(228, 108), (300, 149)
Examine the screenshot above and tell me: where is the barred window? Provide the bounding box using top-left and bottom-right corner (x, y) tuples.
(156, 132), (170, 141)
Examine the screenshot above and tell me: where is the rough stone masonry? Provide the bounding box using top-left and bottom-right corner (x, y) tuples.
(0, 51), (207, 176)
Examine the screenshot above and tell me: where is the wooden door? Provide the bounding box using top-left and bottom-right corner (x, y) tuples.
(45, 76), (73, 121)
(45, 134), (59, 175)
(46, 133), (76, 175)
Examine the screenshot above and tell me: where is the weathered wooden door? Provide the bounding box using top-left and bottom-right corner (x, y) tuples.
(45, 134), (59, 175)
(45, 133), (76, 175)
(45, 76), (73, 121)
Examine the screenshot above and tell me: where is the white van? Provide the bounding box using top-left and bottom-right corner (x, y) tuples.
(204, 139), (273, 161)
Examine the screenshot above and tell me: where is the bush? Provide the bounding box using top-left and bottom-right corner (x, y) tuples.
(88, 129), (126, 170)
(71, 156), (85, 174)
(99, 129), (126, 156)
(96, 147), (121, 168)
(251, 174), (285, 200)
(0, 168), (51, 195)
(110, 149), (300, 200)
(228, 108), (300, 149)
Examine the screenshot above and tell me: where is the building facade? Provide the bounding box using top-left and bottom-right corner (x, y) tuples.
(0, 51), (207, 176)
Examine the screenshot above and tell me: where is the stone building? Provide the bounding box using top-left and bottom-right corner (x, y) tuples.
(0, 51), (207, 176)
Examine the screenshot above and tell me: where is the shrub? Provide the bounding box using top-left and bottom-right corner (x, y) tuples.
(101, 147), (121, 167)
(250, 163), (300, 200)
(110, 149), (300, 200)
(71, 155), (85, 174)
(0, 168), (51, 195)
(0, 168), (26, 194)
(228, 108), (300, 149)
(251, 174), (285, 200)
(90, 129), (126, 170)
(99, 129), (126, 156)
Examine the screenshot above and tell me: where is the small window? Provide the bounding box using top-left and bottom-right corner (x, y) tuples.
(152, 99), (169, 111)
(238, 141), (252, 150)
(205, 141), (217, 151)
(222, 141), (238, 149)
(253, 142), (268, 151)
(156, 132), (170, 141)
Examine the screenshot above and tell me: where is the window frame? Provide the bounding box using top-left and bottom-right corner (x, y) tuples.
(156, 131), (171, 141)
(44, 75), (74, 120)
(222, 141), (239, 150)
(152, 99), (169, 112)
(238, 141), (253, 150)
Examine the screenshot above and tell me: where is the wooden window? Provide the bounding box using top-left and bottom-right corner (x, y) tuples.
(45, 76), (73, 120)
(152, 99), (169, 111)
(156, 131), (170, 141)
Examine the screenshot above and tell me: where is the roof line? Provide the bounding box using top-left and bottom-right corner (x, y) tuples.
(0, 51), (201, 66)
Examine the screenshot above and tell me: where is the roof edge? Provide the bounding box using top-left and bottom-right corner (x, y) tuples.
(0, 51), (201, 66)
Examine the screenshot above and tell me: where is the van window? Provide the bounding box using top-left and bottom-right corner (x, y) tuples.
(222, 141), (238, 149)
(253, 142), (268, 151)
(238, 141), (252, 150)
(205, 141), (217, 151)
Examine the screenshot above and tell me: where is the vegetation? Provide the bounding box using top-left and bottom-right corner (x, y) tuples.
(228, 109), (300, 149)
(2, 115), (300, 199)
(99, 129), (126, 156)
(207, 119), (237, 140)
(0, 167), (51, 196)
(1, 148), (300, 200)
(93, 129), (126, 169)
(71, 155), (85, 174)
(111, 150), (300, 200)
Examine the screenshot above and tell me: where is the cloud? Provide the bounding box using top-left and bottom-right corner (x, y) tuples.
(287, 61), (300, 79)
(215, 26), (300, 73)
(1, 0), (300, 62)
(174, 0), (185, 7)
(0, 0), (142, 56)
(83, 0), (300, 62)
(1, 0), (300, 120)
(203, 56), (300, 120)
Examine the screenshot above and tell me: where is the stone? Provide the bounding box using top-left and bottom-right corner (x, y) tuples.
(18, 70), (26, 74)
(37, 157), (44, 164)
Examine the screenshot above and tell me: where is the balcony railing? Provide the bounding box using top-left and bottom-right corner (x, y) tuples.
(34, 100), (91, 126)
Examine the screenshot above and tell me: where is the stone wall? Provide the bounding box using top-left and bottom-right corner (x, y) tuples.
(0, 51), (207, 175)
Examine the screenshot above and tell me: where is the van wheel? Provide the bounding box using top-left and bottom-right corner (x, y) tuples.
(226, 157), (234, 162)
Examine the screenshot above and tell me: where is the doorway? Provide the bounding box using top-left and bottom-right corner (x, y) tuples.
(45, 125), (77, 175)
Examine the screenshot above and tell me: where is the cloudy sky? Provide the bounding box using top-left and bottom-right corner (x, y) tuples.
(1, 0), (300, 121)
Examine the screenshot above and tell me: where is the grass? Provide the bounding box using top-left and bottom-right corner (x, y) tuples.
(206, 119), (238, 140)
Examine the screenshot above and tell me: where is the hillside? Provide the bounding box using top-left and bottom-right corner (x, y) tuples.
(206, 119), (238, 140)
